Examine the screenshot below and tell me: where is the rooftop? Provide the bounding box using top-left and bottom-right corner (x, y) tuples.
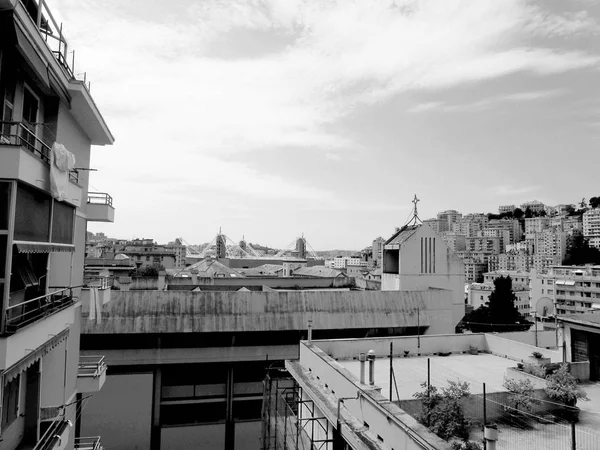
(560, 313), (600, 328)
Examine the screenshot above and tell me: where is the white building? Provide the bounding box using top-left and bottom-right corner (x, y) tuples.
(583, 208), (600, 249)
(382, 223), (465, 330)
(436, 209), (462, 233)
(499, 205), (516, 214)
(521, 200), (546, 214)
(0, 2), (113, 448)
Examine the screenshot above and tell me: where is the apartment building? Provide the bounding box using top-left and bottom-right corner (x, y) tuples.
(521, 200), (546, 214)
(530, 266), (600, 316)
(488, 252), (532, 272)
(0, 2), (113, 449)
(441, 232), (466, 252)
(483, 270), (531, 285)
(452, 213), (488, 237)
(422, 218), (444, 233)
(165, 239), (187, 270)
(371, 236), (385, 268)
(463, 258), (488, 283)
(120, 240), (177, 270)
(583, 208), (600, 249)
(465, 236), (502, 254)
(534, 229), (567, 263)
(436, 209), (462, 233)
(525, 217), (551, 237)
(487, 218), (522, 244)
(498, 204), (516, 214)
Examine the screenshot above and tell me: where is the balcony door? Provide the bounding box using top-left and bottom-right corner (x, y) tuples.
(21, 86), (40, 153)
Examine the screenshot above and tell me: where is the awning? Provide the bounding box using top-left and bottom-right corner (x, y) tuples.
(2, 328), (70, 383)
(15, 24), (50, 89)
(15, 241), (75, 253)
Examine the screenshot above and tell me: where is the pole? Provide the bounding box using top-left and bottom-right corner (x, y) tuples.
(571, 421), (576, 450)
(483, 383), (487, 450)
(389, 343), (393, 401)
(427, 358), (431, 393)
(534, 312), (539, 348)
(417, 307), (421, 352)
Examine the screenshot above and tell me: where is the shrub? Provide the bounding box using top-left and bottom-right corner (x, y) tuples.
(451, 441), (483, 450)
(413, 380), (473, 441)
(545, 364), (588, 406)
(503, 378), (540, 413)
(531, 351), (543, 359)
(522, 363), (546, 379)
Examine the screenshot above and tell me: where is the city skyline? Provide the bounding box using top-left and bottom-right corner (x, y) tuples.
(52, 0), (600, 249)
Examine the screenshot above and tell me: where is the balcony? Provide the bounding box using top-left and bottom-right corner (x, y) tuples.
(35, 417), (72, 450)
(77, 355), (107, 393)
(86, 192), (115, 222)
(0, 121), (82, 207)
(4, 288), (75, 334)
(74, 437), (103, 450)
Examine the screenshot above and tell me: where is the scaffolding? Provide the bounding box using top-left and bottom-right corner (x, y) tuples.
(261, 374), (336, 450)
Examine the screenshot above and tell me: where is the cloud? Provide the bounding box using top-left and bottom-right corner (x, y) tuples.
(490, 185), (541, 197)
(55, 0), (600, 157)
(408, 89), (565, 113)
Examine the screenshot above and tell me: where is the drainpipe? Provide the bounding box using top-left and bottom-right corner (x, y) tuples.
(307, 319), (313, 343)
(359, 353), (366, 384)
(367, 350), (375, 385)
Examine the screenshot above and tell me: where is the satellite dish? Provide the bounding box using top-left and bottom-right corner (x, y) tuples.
(535, 297), (554, 317)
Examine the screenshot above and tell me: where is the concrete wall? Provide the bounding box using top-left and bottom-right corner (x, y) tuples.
(161, 424), (225, 450)
(496, 330), (556, 348)
(81, 372), (153, 450)
(312, 334), (488, 360)
(82, 290), (448, 334)
(486, 333), (563, 363)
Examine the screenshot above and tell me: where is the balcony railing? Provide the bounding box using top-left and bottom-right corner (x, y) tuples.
(1, 121), (79, 183)
(78, 355), (107, 378)
(35, 417), (71, 450)
(87, 192), (113, 206)
(5, 287), (74, 333)
(83, 275), (112, 290)
(1, 120), (51, 162)
(74, 437), (102, 450)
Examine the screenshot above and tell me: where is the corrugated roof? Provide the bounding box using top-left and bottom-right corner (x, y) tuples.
(385, 225), (420, 246)
(82, 290), (433, 334)
(560, 313), (600, 327)
(293, 266), (346, 278)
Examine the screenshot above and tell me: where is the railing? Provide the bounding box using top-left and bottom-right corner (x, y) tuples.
(4, 287), (74, 333)
(74, 437), (102, 450)
(0, 120), (51, 163)
(78, 355), (106, 378)
(35, 417), (70, 450)
(83, 275), (112, 290)
(87, 192), (113, 207)
(1, 121), (79, 183)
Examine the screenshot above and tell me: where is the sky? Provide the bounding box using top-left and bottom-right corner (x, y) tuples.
(51, 0), (600, 250)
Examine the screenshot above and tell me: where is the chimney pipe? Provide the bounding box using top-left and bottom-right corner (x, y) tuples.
(367, 350), (375, 386)
(307, 319), (313, 343)
(359, 353), (366, 384)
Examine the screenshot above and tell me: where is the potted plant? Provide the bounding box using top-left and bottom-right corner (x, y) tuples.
(516, 362), (524, 371)
(404, 350), (410, 358)
(528, 351), (551, 366)
(544, 364), (588, 422)
(469, 346), (478, 355)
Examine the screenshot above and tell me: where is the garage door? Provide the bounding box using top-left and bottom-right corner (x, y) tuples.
(571, 329), (588, 362)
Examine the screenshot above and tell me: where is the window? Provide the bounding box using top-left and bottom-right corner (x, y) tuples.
(2, 375), (20, 429)
(51, 201), (74, 244)
(14, 183), (51, 242)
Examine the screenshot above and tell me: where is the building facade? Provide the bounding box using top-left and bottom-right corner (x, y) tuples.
(436, 209), (462, 233)
(382, 224), (465, 329)
(583, 208), (600, 249)
(468, 282), (530, 314)
(0, 2), (113, 449)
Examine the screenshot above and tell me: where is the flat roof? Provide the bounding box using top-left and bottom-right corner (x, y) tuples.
(560, 313), (600, 328)
(340, 353), (515, 400)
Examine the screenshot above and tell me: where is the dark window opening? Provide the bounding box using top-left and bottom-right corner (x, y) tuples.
(383, 249), (399, 274)
(161, 402), (226, 426)
(2, 375), (20, 429)
(51, 201), (74, 244)
(15, 183), (51, 242)
(0, 182), (10, 230)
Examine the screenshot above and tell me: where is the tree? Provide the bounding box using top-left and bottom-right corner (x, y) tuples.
(545, 364), (588, 406)
(138, 263), (165, 277)
(565, 205), (576, 216)
(513, 208), (524, 219)
(503, 378), (540, 414)
(563, 235), (600, 266)
(413, 380), (473, 441)
(461, 276), (529, 332)
(524, 207), (533, 219)
(590, 197), (600, 209)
